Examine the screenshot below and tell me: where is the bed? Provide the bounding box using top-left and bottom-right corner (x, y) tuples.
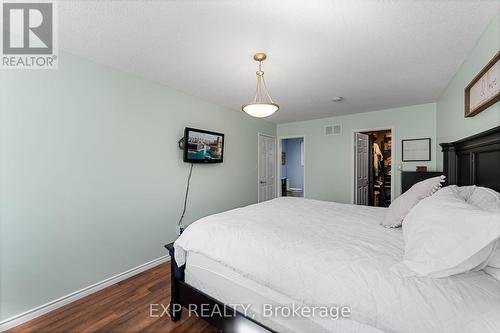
(166, 126), (500, 333)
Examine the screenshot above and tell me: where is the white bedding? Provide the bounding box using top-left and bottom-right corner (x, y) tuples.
(174, 197), (500, 333)
(186, 251), (384, 333)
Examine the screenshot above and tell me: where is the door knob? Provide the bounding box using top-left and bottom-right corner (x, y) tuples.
(260, 181), (267, 184)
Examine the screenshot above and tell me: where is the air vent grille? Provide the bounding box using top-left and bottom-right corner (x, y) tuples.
(325, 124), (341, 136)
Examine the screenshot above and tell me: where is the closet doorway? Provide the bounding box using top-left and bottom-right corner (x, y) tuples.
(278, 136), (305, 198)
(353, 129), (393, 207)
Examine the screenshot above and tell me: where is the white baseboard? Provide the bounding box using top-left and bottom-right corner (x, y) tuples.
(0, 255), (170, 332)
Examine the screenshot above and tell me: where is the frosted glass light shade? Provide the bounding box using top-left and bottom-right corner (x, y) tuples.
(241, 102), (279, 118)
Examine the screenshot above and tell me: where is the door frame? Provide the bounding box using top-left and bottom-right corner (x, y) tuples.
(257, 133), (278, 202)
(351, 127), (395, 205)
(277, 135), (306, 198)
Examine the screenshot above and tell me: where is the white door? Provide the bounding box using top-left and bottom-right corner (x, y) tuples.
(258, 134), (276, 202)
(355, 133), (369, 205)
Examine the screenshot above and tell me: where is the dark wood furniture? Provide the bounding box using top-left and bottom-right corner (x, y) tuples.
(166, 126), (500, 333)
(165, 243), (274, 333)
(401, 171), (443, 193)
(441, 126), (500, 191)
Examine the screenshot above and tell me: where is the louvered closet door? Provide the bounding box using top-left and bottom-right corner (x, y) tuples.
(355, 133), (369, 205)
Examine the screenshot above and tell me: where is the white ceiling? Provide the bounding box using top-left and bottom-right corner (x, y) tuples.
(58, 1), (500, 123)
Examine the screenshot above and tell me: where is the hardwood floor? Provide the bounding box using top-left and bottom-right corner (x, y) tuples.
(6, 262), (218, 333)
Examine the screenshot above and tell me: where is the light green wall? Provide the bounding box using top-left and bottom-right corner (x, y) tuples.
(0, 52), (275, 320)
(436, 13), (500, 168)
(1, 12), (498, 324)
(277, 103), (437, 203)
(277, 13), (500, 204)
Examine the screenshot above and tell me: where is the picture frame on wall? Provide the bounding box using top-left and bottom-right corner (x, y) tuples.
(402, 138), (431, 162)
(464, 51), (500, 118)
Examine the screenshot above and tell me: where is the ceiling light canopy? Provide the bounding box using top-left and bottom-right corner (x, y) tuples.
(241, 53), (279, 118)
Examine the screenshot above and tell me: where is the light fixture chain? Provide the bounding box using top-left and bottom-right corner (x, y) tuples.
(252, 75), (262, 103)
(260, 75), (274, 103)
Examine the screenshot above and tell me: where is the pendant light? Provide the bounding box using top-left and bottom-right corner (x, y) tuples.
(241, 53), (279, 118)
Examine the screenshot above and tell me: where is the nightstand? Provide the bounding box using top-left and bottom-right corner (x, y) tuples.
(401, 171), (443, 193)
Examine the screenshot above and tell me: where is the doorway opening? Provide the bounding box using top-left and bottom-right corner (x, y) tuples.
(279, 137), (305, 198)
(354, 129), (393, 207)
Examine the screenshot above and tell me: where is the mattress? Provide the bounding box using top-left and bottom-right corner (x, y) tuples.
(176, 197), (500, 333)
(185, 251), (384, 333)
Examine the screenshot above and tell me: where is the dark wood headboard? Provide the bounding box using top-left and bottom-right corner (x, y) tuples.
(440, 126), (500, 191)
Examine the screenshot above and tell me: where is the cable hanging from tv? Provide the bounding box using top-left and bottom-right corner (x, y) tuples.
(177, 163), (194, 236)
(176, 127), (224, 236)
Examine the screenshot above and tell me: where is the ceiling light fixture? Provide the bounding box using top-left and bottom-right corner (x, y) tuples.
(241, 53), (279, 118)
(332, 97), (344, 102)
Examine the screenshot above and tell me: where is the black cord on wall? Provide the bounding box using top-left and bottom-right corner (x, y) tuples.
(177, 163), (194, 235)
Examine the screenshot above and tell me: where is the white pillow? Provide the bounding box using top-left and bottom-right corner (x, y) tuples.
(381, 175), (445, 228)
(453, 185), (476, 201)
(398, 186), (500, 278)
(483, 266), (500, 282)
(469, 187), (500, 212)
(464, 187), (500, 269)
(487, 246), (500, 268)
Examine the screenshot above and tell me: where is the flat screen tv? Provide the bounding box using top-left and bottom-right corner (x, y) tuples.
(183, 127), (224, 163)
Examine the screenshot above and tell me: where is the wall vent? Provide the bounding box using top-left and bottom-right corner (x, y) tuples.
(325, 124), (342, 136)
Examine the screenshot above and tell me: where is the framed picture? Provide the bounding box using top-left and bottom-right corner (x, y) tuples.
(464, 51), (500, 117)
(402, 138), (431, 162)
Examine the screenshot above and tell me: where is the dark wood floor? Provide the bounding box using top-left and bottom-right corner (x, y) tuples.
(6, 262), (217, 333)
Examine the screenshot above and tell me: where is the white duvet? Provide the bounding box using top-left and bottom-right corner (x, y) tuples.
(174, 197), (500, 333)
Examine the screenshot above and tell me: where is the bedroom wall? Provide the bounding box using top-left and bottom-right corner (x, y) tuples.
(0, 51), (275, 320)
(436, 13), (500, 168)
(277, 103), (437, 203)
